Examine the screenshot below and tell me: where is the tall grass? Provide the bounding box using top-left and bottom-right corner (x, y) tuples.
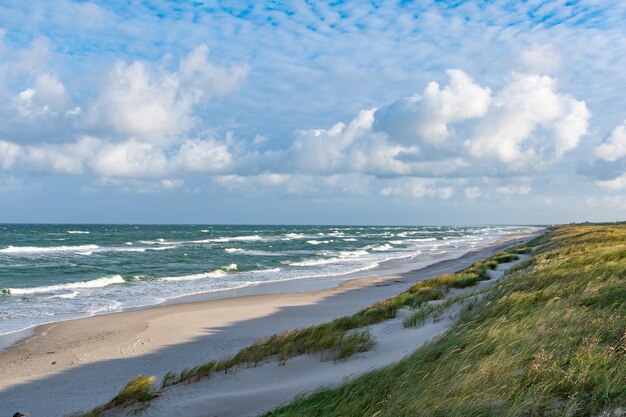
(265, 225), (626, 417)
(72, 376), (158, 417)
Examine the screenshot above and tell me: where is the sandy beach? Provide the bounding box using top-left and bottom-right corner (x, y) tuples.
(0, 230), (543, 417)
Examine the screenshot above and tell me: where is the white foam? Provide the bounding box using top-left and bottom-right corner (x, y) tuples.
(370, 243), (394, 251)
(200, 235), (263, 243)
(161, 270), (227, 282)
(342, 238), (358, 242)
(282, 233), (305, 240)
(339, 250), (369, 257)
(224, 248), (284, 256)
(0, 244), (100, 254)
(406, 237), (437, 243)
(224, 263), (238, 271)
(6, 275), (126, 295)
(67, 230), (90, 234)
(306, 240), (332, 245)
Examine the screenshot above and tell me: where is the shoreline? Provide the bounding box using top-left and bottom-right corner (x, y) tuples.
(0, 230), (537, 351)
(0, 229), (544, 417)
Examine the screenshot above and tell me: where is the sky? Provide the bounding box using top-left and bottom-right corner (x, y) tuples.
(0, 0), (625, 225)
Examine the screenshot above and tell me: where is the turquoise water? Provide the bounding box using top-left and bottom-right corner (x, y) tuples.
(0, 224), (534, 336)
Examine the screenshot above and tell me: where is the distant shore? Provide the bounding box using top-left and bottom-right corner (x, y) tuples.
(0, 229), (544, 417)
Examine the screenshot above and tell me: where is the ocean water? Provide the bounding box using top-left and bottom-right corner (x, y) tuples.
(0, 224), (535, 337)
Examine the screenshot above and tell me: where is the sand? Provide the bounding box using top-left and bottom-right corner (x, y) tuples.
(0, 230), (543, 417)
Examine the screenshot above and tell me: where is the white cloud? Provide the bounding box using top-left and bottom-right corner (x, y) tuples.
(88, 44), (248, 139)
(0, 140), (22, 170)
(24, 136), (99, 174)
(90, 140), (169, 178)
(595, 173), (626, 190)
(464, 186), (482, 199)
(380, 178), (454, 199)
(176, 138), (233, 173)
(520, 44), (562, 74)
(374, 69), (491, 146)
(495, 184), (532, 195)
(15, 73), (70, 117)
(467, 73), (589, 163)
(595, 120), (626, 162)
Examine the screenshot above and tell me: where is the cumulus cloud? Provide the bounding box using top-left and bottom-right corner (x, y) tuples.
(467, 73), (589, 164)
(373, 70), (491, 146)
(14, 73), (71, 117)
(596, 173), (626, 190)
(24, 136), (99, 174)
(0, 64), (590, 200)
(90, 140), (169, 178)
(0, 140), (22, 170)
(595, 120), (626, 162)
(176, 138), (233, 173)
(88, 44), (248, 139)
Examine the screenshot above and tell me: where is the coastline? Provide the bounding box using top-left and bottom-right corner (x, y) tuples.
(0, 229), (544, 417)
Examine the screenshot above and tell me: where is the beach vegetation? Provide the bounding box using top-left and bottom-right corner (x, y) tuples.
(264, 225), (626, 417)
(72, 375), (158, 417)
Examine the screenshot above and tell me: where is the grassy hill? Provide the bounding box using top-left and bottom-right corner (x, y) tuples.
(265, 225), (626, 417)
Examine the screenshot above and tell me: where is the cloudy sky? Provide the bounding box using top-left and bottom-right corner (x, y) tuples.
(0, 0), (625, 225)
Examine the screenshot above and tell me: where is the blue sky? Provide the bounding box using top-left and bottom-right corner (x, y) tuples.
(0, 0), (625, 224)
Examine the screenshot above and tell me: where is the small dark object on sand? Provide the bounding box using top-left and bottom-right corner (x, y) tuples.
(13, 413), (28, 417)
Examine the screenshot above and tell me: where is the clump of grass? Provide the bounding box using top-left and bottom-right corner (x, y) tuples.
(507, 246), (532, 255)
(73, 375), (158, 417)
(265, 225), (626, 417)
(162, 326), (374, 387)
(493, 253), (520, 264)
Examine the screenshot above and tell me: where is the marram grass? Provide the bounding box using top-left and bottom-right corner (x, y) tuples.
(264, 225), (626, 417)
(71, 375), (158, 417)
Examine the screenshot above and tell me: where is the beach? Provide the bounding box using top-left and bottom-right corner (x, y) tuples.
(0, 229), (542, 417)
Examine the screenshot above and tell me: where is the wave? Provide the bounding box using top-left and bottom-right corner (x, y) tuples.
(201, 235), (263, 243)
(405, 237), (437, 243)
(0, 244), (100, 254)
(224, 248), (282, 256)
(3, 275), (126, 295)
(161, 270), (228, 281)
(370, 243), (394, 252)
(306, 240), (333, 245)
(286, 257), (346, 267)
(282, 233), (305, 240)
(287, 249), (370, 267)
(342, 238), (358, 242)
(160, 263), (237, 282)
(67, 230), (90, 234)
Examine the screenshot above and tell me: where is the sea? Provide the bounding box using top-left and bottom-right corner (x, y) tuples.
(0, 224), (536, 341)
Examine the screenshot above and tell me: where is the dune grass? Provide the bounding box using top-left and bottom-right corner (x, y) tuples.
(72, 375), (158, 417)
(162, 327), (374, 387)
(264, 225), (626, 417)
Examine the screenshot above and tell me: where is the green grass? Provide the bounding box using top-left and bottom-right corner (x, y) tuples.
(162, 328), (374, 387)
(264, 225), (626, 417)
(72, 375), (158, 417)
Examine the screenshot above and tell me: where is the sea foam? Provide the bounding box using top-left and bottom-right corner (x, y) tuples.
(5, 275), (126, 295)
